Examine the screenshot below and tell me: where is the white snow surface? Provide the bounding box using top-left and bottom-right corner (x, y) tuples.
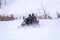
(0, 18), (60, 40)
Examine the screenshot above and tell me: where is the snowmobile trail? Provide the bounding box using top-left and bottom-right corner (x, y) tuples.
(17, 23), (40, 29)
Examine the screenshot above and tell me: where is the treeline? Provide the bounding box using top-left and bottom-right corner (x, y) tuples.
(0, 13), (60, 21)
(0, 15), (17, 21)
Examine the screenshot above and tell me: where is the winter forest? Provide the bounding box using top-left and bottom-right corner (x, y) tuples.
(0, 0), (60, 40)
(0, 0), (60, 20)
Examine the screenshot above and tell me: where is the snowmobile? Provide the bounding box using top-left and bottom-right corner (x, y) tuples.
(21, 20), (39, 26)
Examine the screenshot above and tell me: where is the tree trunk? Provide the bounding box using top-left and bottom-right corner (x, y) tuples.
(0, 0), (1, 8)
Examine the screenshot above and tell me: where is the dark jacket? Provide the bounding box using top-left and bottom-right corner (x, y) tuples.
(31, 15), (36, 22)
(25, 15), (32, 24)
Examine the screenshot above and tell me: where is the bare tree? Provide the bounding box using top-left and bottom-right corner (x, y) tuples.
(37, 0), (49, 19)
(5, 0), (7, 4)
(56, 11), (60, 18)
(0, 0), (1, 8)
(40, 3), (48, 19)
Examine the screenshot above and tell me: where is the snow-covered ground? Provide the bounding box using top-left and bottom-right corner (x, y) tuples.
(0, 18), (60, 40)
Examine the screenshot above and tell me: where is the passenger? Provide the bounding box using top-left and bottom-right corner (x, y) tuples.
(31, 13), (37, 23)
(27, 14), (32, 25)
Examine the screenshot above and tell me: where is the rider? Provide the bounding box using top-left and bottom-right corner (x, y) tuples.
(31, 13), (37, 23)
(23, 14), (37, 25)
(27, 14), (32, 25)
